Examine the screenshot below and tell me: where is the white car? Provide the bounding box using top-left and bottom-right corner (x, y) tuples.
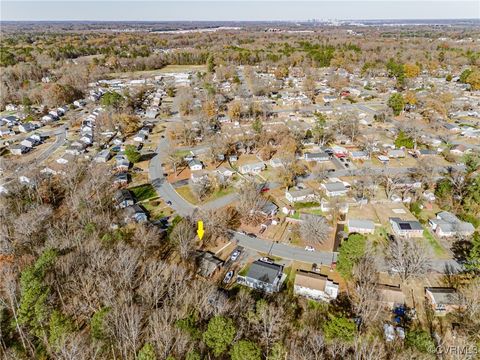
(305, 246), (315, 252)
(230, 250), (241, 261)
(223, 271), (234, 284)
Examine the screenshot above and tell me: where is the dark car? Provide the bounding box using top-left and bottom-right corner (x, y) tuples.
(166, 200), (172, 205)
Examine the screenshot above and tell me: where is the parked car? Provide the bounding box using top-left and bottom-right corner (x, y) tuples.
(223, 271), (234, 284)
(230, 249), (241, 261)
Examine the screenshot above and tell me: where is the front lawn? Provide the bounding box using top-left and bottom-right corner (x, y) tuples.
(176, 185), (200, 204)
(423, 229), (447, 258)
(129, 184), (158, 202)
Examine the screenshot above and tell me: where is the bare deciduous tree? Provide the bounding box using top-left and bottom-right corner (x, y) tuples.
(387, 236), (431, 281)
(170, 218), (196, 260)
(300, 214), (331, 245)
(236, 182), (268, 224)
(351, 254), (381, 329)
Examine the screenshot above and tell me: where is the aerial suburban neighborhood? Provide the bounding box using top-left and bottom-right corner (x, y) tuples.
(0, 6), (479, 360)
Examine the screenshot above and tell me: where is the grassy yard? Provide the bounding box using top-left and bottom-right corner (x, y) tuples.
(423, 229), (448, 258)
(129, 184), (158, 202)
(143, 200), (174, 220)
(174, 149), (192, 158)
(176, 185), (200, 204)
(294, 202), (320, 210)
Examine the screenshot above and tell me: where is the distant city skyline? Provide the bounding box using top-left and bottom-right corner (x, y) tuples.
(1, 1), (479, 22)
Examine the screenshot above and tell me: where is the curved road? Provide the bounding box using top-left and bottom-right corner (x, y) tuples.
(148, 120), (463, 273)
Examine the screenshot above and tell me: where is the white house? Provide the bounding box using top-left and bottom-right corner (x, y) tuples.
(429, 211), (475, 237)
(239, 162), (265, 174)
(9, 145), (29, 155)
(350, 151), (369, 160)
(19, 123), (36, 133)
(389, 217), (423, 238)
(304, 152), (329, 162)
(285, 188), (315, 203)
(95, 149), (111, 163)
(133, 133), (147, 143)
(321, 182), (348, 197)
(189, 159), (203, 171)
(215, 167), (234, 178)
(294, 270), (339, 302)
(387, 149), (405, 158)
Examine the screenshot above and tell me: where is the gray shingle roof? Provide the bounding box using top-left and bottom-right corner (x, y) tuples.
(247, 261), (283, 285)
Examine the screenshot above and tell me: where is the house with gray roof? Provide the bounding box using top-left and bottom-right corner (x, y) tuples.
(389, 217), (423, 238)
(425, 287), (461, 315)
(321, 182), (348, 197)
(196, 251), (224, 278)
(387, 149), (405, 158)
(285, 188), (315, 203)
(347, 219), (375, 234)
(429, 211), (475, 237)
(239, 162), (265, 175)
(237, 260), (285, 293)
(304, 151), (329, 162)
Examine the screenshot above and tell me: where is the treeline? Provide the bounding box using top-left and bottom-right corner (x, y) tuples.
(1, 163), (479, 359)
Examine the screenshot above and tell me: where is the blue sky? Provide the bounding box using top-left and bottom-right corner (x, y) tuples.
(1, 1), (479, 21)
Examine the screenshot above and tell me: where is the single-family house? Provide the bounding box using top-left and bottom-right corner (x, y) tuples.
(65, 143), (86, 156)
(0, 127), (14, 137)
(73, 100), (86, 108)
(18, 123), (36, 133)
(322, 182), (348, 197)
(387, 149), (405, 158)
(320, 198), (349, 214)
(425, 287), (461, 315)
(41, 115), (54, 123)
(423, 191), (436, 202)
(2, 115), (19, 126)
(444, 123), (460, 132)
(123, 204), (147, 223)
(114, 172), (129, 186)
(450, 144), (471, 156)
(269, 158), (284, 168)
(258, 201), (278, 217)
(285, 188), (315, 203)
(80, 134), (94, 145)
(133, 133), (147, 143)
(48, 110), (60, 119)
(115, 158), (130, 172)
(304, 152), (329, 162)
(347, 219), (375, 234)
(350, 151), (369, 160)
(113, 189), (135, 209)
(239, 162), (265, 174)
(293, 270), (339, 302)
(215, 167), (234, 178)
(237, 260), (285, 293)
(389, 217), (423, 238)
(9, 145), (29, 155)
(191, 171), (209, 183)
(21, 137), (40, 148)
(429, 211), (475, 237)
(95, 149), (111, 163)
(195, 251), (224, 278)
(228, 155), (238, 163)
(416, 149), (437, 157)
(188, 159), (203, 171)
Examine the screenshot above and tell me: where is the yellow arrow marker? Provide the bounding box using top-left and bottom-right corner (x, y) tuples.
(197, 220), (205, 240)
